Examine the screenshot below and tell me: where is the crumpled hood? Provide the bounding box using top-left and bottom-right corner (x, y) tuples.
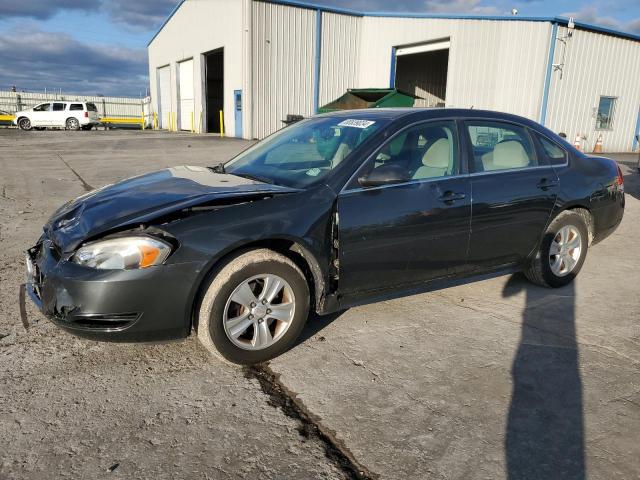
(44, 166), (297, 253)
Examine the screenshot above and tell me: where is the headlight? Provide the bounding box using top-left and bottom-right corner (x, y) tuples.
(72, 236), (171, 270)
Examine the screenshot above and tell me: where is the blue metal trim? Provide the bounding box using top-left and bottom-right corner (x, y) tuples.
(148, 2), (640, 54)
(256, 3), (640, 41)
(260, 0), (363, 16)
(313, 9), (322, 113)
(633, 108), (640, 151)
(148, 0), (186, 46)
(539, 22), (558, 126)
(564, 17), (640, 43)
(389, 47), (397, 88)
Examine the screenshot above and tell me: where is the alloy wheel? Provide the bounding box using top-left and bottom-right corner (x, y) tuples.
(549, 225), (582, 277)
(223, 274), (296, 350)
(19, 118), (31, 130)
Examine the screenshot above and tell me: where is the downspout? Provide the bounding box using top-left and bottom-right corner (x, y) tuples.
(539, 22), (558, 126)
(389, 47), (397, 88)
(313, 9), (322, 113)
(633, 107), (640, 152)
(242, 0), (253, 139)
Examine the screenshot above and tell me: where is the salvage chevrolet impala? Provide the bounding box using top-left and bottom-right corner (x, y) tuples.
(25, 109), (625, 364)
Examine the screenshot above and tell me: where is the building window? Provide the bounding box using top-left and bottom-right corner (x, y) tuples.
(596, 96), (616, 130)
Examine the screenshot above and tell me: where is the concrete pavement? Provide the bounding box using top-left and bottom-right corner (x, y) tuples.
(1, 129), (638, 479)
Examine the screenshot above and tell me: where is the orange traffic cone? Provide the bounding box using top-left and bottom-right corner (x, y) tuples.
(574, 134), (582, 151)
(593, 134), (603, 153)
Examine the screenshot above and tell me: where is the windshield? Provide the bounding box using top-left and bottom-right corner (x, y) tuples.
(224, 116), (387, 188)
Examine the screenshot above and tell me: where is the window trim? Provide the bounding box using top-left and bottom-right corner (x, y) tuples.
(462, 118), (540, 174)
(340, 116), (566, 195)
(341, 117), (464, 193)
(595, 95), (617, 131)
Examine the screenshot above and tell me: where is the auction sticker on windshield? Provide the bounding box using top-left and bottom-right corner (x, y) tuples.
(338, 119), (376, 129)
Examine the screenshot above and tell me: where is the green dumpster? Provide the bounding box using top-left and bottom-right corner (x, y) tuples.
(318, 88), (417, 113)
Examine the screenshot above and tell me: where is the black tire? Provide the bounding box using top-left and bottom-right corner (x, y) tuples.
(197, 249), (310, 365)
(17, 117), (32, 131)
(524, 210), (589, 288)
(81, 125), (93, 131)
(65, 117), (80, 130)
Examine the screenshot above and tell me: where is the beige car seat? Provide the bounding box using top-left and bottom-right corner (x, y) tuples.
(483, 140), (530, 171)
(413, 138), (451, 179)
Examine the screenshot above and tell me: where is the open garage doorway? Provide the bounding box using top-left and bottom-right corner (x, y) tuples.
(204, 48), (224, 133)
(395, 40), (449, 108)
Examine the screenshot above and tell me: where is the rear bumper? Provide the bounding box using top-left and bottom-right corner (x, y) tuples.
(26, 239), (202, 342)
(592, 192), (624, 245)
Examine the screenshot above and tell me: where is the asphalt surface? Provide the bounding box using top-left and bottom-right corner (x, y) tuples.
(0, 129), (638, 479)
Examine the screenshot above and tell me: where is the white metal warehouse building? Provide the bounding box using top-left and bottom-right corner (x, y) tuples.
(148, 0), (640, 152)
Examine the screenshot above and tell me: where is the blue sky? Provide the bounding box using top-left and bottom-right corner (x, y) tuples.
(0, 0), (638, 97)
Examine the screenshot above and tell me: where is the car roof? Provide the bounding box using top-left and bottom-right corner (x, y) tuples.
(320, 107), (549, 132)
(322, 107), (535, 123)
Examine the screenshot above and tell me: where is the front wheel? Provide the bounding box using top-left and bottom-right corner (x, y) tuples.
(65, 117), (80, 130)
(18, 117), (32, 131)
(524, 210), (589, 288)
(197, 249), (310, 365)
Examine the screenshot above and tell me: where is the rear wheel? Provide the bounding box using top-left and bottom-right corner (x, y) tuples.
(524, 210), (589, 288)
(197, 249), (310, 365)
(18, 117), (32, 131)
(65, 117), (80, 130)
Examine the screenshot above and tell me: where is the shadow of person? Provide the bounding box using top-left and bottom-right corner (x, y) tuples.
(503, 273), (585, 480)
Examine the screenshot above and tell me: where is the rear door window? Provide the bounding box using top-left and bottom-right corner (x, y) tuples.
(536, 135), (568, 166)
(466, 121), (537, 173)
(52, 103), (66, 111)
(69, 103), (83, 111)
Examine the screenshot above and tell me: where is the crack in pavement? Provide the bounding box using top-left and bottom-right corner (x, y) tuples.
(56, 153), (93, 192)
(244, 363), (379, 480)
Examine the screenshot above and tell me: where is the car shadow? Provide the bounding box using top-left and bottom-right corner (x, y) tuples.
(621, 162), (640, 201)
(502, 273), (585, 479)
(293, 310), (348, 348)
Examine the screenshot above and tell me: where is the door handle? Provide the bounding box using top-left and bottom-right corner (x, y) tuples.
(537, 178), (559, 190)
(438, 191), (466, 203)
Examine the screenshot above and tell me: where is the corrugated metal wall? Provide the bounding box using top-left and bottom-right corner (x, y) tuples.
(252, 1), (316, 138)
(358, 17), (551, 121)
(148, 0), (244, 134)
(147, 1), (640, 149)
(545, 26), (640, 152)
(319, 12), (361, 107)
(0, 90), (148, 118)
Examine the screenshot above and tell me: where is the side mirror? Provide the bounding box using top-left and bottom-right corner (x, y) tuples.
(358, 164), (410, 188)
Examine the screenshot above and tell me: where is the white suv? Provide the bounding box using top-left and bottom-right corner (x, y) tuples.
(14, 101), (101, 131)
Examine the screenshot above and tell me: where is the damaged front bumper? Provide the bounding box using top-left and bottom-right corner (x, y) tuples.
(25, 238), (201, 342)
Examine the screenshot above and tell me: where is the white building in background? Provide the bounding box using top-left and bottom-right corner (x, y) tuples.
(148, 0), (640, 152)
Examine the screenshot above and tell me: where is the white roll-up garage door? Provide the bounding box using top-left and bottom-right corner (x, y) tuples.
(157, 65), (172, 129)
(178, 59), (194, 131)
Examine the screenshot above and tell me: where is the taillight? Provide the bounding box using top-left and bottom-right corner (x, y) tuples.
(615, 164), (624, 192)
(84, 111), (88, 118)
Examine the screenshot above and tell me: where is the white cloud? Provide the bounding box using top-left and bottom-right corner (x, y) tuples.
(562, 6), (640, 34)
(0, 27), (148, 96)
